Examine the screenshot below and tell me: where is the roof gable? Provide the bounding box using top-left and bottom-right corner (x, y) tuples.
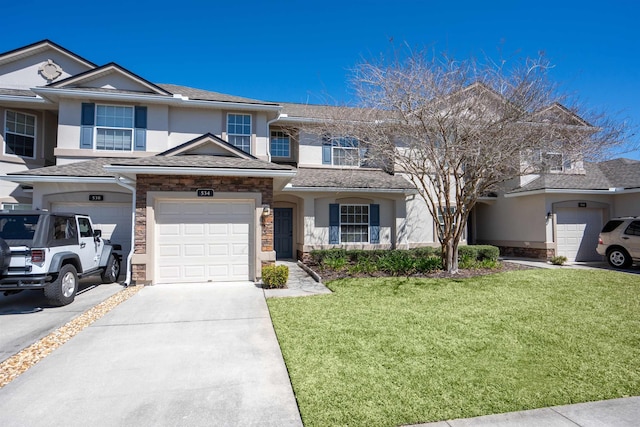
(530, 103), (591, 127)
(48, 63), (172, 96)
(159, 133), (256, 159)
(0, 40), (96, 91)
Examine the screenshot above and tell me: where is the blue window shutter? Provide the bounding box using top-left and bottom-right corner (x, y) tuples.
(134, 106), (147, 151)
(80, 103), (94, 149)
(81, 103), (95, 126)
(329, 204), (340, 244)
(322, 142), (332, 165)
(370, 204), (380, 244)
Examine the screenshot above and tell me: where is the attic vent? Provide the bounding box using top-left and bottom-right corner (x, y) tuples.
(39, 59), (63, 82)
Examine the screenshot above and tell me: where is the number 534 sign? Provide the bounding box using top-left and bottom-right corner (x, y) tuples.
(196, 188), (214, 197)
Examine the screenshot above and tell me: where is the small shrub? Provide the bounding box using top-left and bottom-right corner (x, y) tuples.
(458, 253), (476, 269)
(411, 246), (441, 258)
(458, 246), (479, 261)
(476, 245), (500, 261)
(262, 265), (289, 289)
(323, 254), (348, 271)
(414, 256), (442, 273)
(551, 255), (568, 266)
(378, 251), (415, 276)
(348, 257), (378, 275)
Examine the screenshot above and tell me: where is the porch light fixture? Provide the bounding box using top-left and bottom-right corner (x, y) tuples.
(546, 211), (552, 221)
(262, 205), (271, 217)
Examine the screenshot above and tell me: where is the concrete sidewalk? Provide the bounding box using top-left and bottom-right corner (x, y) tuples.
(263, 260), (331, 298)
(0, 282), (302, 427)
(413, 396), (640, 426)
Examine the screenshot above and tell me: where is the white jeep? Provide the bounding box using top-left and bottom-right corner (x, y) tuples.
(0, 211), (121, 306)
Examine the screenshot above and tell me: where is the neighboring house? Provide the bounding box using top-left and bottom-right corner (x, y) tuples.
(475, 157), (640, 262)
(0, 41), (637, 284)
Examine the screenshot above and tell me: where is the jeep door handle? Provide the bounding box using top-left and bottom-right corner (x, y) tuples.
(621, 237), (629, 240)
(80, 242), (86, 248)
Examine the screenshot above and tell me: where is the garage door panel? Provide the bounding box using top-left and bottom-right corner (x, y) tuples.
(156, 200), (252, 283)
(556, 207), (603, 262)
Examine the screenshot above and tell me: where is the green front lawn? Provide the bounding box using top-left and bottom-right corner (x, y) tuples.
(267, 269), (640, 427)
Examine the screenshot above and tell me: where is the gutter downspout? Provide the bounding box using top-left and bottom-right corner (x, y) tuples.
(114, 174), (136, 286)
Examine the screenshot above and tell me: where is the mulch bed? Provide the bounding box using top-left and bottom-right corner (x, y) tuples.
(311, 261), (535, 282)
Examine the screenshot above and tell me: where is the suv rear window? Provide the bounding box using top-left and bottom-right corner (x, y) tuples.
(624, 220), (640, 236)
(601, 220), (624, 233)
(0, 215), (39, 240)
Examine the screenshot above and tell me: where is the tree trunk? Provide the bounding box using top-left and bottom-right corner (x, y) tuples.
(442, 239), (459, 274)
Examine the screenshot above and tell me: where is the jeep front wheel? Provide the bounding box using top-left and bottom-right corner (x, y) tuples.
(101, 254), (120, 284)
(45, 264), (78, 306)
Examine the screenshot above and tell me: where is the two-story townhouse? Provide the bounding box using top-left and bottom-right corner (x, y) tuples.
(1, 40), (638, 285)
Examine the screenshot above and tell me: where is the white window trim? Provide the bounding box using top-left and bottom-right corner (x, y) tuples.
(542, 151), (564, 173)
(227, 113), (252, 153)
(331, 137), (360, 166)
(270, 130), (291, 158)
(95, 104), (135, 152)
(4, 110), (37, 159)
(339, 203), (370, 243)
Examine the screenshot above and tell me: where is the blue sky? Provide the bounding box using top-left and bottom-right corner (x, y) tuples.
(2, 0), (639, 158)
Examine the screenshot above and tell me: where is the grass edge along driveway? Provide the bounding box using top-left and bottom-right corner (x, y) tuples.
(267, 269), (640, 427)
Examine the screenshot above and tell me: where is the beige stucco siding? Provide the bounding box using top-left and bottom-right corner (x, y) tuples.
(0, 50), (92, 90)
(613, 192), (640, 217)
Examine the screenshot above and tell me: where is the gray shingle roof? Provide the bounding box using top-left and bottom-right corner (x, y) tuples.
(0, 88), (37, 97)
(10, 158), (117, 177)
(9, 156), (293, 179)
(157, 84), (277, 105)
(109, 155), (293, 170)
(509, 158), (640, 193)
(289, 167), (415, 190)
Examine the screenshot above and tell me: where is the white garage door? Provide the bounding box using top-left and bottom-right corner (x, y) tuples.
(51, 203), (132, 257)
(155, 200), (253, 283)
(556, 207), (603, 262)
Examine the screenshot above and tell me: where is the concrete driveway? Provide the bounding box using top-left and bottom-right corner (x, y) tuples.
(0, 282), (302, 427)
(0, 280), (124, 363)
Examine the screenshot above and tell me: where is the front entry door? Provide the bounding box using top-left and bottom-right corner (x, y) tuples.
(274, 208), (293, 259)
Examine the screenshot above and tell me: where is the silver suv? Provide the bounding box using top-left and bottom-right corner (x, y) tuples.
(596, 217), (640, 269)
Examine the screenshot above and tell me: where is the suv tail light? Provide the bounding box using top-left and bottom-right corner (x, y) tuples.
(598, 237), (603, 245)
(31, 249), (45, 263)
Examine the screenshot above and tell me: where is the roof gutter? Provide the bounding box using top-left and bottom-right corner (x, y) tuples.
(103, 165), (297, 177)
(112, 174), (136, 287)
(0, 175), (115, 184)
(283, 184), (417, 195)
(504, 187), (634, 198)
(0, 94), (48, 104)
(31, 87), (282, 111)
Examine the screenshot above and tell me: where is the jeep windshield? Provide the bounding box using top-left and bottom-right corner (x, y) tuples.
(0, 215), (39, 240)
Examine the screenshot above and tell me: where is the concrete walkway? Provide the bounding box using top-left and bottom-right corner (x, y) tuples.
(413, 396), (640, 426)
(263, 260), (331, 298)
(0, 282), (303, 427)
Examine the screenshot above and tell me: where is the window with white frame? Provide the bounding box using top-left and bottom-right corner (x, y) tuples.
(270, 130), (290, 158)
(227, 114), (251, 153)
(332, 137), (360, 166)
(340, 204), (369, 243)
(542, 152), (564, 172)
(96, 105), (134, 151)
(5, 110), (36, 158)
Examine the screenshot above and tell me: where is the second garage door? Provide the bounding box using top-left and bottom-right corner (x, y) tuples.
(556, 207), (603, 262)
(155, 200), (253, 283)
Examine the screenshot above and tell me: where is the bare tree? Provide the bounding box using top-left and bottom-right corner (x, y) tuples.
(300, 47), (631, 273)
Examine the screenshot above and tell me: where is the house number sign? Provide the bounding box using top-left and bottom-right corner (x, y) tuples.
(196, 189), (214, 197)
(89, 194), (104, 201)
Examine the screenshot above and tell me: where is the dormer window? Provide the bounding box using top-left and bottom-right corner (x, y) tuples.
(542, 152), (564, 173)
(4, 110), (36, 158)
(323, 136), (362, 167)
(227, 114), (251, 153)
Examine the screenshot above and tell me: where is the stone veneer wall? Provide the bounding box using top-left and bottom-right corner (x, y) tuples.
(133, 174), (273, 283)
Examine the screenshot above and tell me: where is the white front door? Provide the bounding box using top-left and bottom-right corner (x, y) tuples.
(155, 200), (253, 283)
